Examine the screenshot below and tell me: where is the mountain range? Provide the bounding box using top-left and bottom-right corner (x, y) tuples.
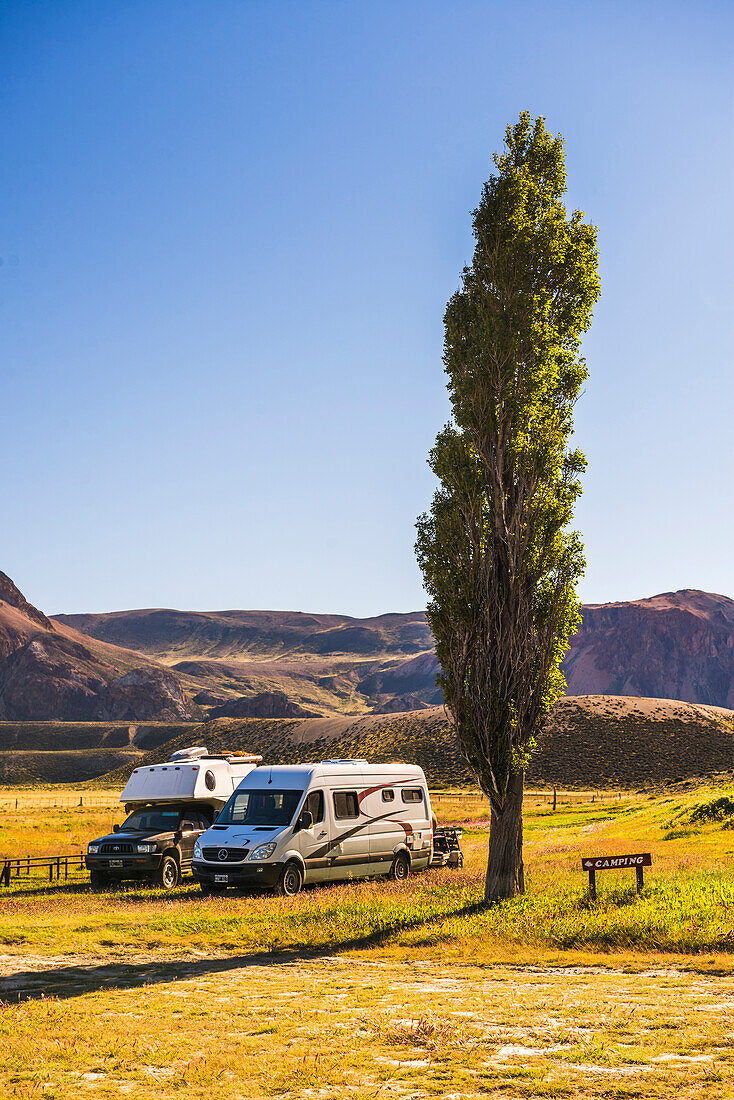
(2, 568), (734, 721)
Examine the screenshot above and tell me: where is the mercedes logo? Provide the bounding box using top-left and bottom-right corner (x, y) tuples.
(218, 849), (228, 861)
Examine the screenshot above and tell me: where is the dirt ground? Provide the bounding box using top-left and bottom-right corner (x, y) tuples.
(2, 950), (734, 1097)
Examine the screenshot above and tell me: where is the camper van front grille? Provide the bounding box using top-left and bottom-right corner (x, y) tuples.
(202, 847), (249, 863)
(100, 843), (134, 854)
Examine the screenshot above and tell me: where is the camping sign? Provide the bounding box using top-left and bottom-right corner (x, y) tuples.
(581, 853), (651, 900)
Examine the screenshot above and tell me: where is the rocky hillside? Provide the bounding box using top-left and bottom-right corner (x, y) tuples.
(58, 589), (734, 712)
(564, 591), (734, 708)
(0, 572), (199, 721)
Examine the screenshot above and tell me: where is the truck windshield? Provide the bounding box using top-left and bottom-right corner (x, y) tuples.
(122, 809), (181, 832)
(217, 789), (302, 826)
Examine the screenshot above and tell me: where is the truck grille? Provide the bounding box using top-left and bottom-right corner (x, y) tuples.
(202, 847), (249, 863)
(100, 842), (134, 854)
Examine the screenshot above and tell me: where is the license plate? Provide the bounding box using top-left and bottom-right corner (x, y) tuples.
(214, 874), (228, 884)
(109, 859), (123, 868)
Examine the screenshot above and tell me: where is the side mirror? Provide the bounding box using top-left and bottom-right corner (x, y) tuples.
(299, 810), (313, 831)
(113, 823), (120, 833)
(182, 821), (194, 832)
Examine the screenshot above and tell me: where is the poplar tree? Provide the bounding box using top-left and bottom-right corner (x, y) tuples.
(416, 113), (600, 901)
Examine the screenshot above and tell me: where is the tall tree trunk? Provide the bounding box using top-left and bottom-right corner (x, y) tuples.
(485, 770), (525, 902)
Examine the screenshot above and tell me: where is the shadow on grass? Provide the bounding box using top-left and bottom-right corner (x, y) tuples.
(0, 901), (487, 1003)
(2, 880), (201, 900)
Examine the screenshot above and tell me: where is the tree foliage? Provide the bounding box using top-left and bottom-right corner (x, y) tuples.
(416, 113), (600, 898)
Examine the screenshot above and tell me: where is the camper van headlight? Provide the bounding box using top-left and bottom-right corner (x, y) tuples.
(194, 841), (202, 859)
(250, 842), (277, 861)
(87, 844), (100, 854)
(136, 843), (156, 854)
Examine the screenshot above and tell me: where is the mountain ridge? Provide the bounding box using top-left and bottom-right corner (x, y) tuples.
(4, 569), (734, 720)
(57, 588), (734, 711)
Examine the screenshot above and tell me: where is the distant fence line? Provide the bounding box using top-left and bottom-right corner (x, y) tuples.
(0, 796), (120, 811)
(431, 788), (625, 805)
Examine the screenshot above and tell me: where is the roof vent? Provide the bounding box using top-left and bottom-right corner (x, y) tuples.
(169, 746), (208, 762)
(320, 758), (369, 765)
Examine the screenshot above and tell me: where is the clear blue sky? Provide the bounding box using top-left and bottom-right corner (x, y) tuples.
(2, 1), (732, 616)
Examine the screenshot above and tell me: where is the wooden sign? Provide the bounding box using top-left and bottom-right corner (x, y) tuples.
(581, 853), (651, 900)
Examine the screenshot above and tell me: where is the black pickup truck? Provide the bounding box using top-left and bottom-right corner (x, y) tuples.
(85, 803), (215, 889)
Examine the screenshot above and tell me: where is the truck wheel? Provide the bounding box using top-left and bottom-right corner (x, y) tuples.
(389, 852), (410, 881)
(89, 870), (108, 890)
(156, 855), (180, 890)
(276, 861), (303, 896)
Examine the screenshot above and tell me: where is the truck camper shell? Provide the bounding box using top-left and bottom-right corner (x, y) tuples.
(120, 746), (263, 811)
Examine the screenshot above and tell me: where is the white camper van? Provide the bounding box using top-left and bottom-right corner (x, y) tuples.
(85, 747), (262, 888)
(192, 759), (433, 895)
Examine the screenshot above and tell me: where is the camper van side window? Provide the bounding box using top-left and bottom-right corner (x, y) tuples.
(381, 789), (395, 802)
(401, 788), (423, 803)
(333, 791), (359, 819)
(303, 790), (324, 825)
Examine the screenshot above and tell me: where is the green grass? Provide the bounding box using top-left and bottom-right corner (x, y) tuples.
(2, 785), (734, 961)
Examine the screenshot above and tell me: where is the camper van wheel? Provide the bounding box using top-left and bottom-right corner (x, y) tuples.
(389, 852), (410, 881)
(89, 870), (108, 890)
(276, 861), (303, 897)
(156, 855), (181, 890)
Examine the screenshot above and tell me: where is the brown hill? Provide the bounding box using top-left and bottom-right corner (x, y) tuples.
(56, 608), (432, 659)
(94, 694), (734, 790)
(0, 572), (199, 721)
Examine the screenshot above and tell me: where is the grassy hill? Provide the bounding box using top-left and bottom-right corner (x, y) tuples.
(0, 721), (195, 752)
(1, 695), (732, 788)
(0, 748), (145, 784)
(93, 694), (734, 790)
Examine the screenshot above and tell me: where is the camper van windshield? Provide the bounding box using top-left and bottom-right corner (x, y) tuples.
(217, 789), (302, 826)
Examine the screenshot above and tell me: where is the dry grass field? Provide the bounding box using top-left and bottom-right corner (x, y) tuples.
(2, 786), (734, 1097)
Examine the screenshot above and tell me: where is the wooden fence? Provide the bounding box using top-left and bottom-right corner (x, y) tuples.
(0, 853), (86, 887)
